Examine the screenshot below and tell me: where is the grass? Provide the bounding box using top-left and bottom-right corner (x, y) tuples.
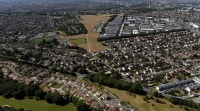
(104, 86), (183, 111)
(29, 37), (54, 44)
(39, 84), (46, 88)
(0, 96), (77, 111)
(69, 38), (86, 45)
(52, 83), (64, 88)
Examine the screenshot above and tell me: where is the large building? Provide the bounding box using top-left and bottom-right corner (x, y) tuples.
(156, 78), (194, 91)
(189, 22), (200, 29)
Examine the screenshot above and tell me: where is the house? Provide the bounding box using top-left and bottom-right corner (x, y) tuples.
(91, 86), (97, 92)
(70, 87), (76, 93)
(96, 90), (103, 96)
(100, 93), (109, 100)
(108, 106), (118, 111)
(74, 90), (82, 97)
(85, 97), (92, 104)
(43, 86), (51, 92)
(99, 103), (108, 110)
(91, 101), (99, 107)
(119, 108), (127, 111)
(79, 93), (87, 100)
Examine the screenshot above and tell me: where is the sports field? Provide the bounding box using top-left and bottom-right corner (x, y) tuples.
(69, 38), (86, 45)
(28, 37), (54, 44)
(104, 86), (183, 111)
(0, 96), (77, 111)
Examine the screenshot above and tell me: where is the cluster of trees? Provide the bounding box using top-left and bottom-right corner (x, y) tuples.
(20, 51), (42, 61)
(44, 93), (69, 105)
(192, 45), (200, 51)
(60, 23), (87, 36)
(39, 38), (60, 47)
(152, 92), (163, 98)
(0, 106), (25, 111)
(136, 8), (157, 13)
(86, 72), (143, 94)
(0, 74), (68, 106)
(0, 77), (39, 99)
(71, 96), (95, 111)
(168, 97), (198, 109)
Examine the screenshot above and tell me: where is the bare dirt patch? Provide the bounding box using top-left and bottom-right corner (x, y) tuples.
(65, 15), (110, 52)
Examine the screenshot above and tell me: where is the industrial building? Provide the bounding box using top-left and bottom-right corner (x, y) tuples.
(156, 78), (194, 91)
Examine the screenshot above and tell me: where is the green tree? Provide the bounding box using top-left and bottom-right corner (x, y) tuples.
(45, 94), (53, 103)
(76, 100), (90, 111)
(35, 90), (47, 100)
(129, 82), (143, 93)
(52, 93), (65, 105)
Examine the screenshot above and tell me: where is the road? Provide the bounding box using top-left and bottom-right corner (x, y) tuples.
(90, 53), (114, 70)
(104, 89), (134, 110)
(150, 20), (158, 32)
(47, 13), (53, 27)
(146, 68), (173, 77)
(119, 22), (125, 36)
(86, 34), (91, 53)
(71, 78), (134, 111)
(5, 65), (22, 77)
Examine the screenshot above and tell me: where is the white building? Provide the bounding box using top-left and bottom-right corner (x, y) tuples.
(189, 22), (200, 29)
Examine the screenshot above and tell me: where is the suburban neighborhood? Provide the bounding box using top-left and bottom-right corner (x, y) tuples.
(0, 0), (200, 111)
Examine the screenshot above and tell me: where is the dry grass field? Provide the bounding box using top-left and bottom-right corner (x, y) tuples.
(104, 86), (184, 111)
(65, 15), (111, 52)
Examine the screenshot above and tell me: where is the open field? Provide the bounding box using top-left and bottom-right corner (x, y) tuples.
(0, 96), (77, 111)
(65, 15), (110, 52)
(104, 86), (183, 111)
(29, 37), (54, 44)
(52, 83), (64, 88)
(69, 38), (86, 45)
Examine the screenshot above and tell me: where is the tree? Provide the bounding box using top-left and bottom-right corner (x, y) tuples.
(18, 108), (25, 111)
(153, 92), (163, 98)
(0, 70), (3, 78)
(72, 97), (79, 105)
(25, 84), (39, 96)
(77, 68), (87, 74)
(76, 100), (90, 111)
(35, 90), (47, 100)
(96, 107), (103, 111)
(52, 93), (65, 105)
(129, 82), (143, 94)
(45, 94), (53, 103)
(12, 92), (22, 99)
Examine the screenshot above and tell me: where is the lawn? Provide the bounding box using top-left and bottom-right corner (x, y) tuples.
(52, 83), (64, 88)
(104, 86), (184, 111)
(0, 96), (77, 111)
(69, 38), (86, 45)
(29, 37), (54, 44)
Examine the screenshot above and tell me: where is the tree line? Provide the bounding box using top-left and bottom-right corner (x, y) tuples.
(152, 91), (200, 110)
(0, 71), (69, 105)
(86, 72), (143, 94)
